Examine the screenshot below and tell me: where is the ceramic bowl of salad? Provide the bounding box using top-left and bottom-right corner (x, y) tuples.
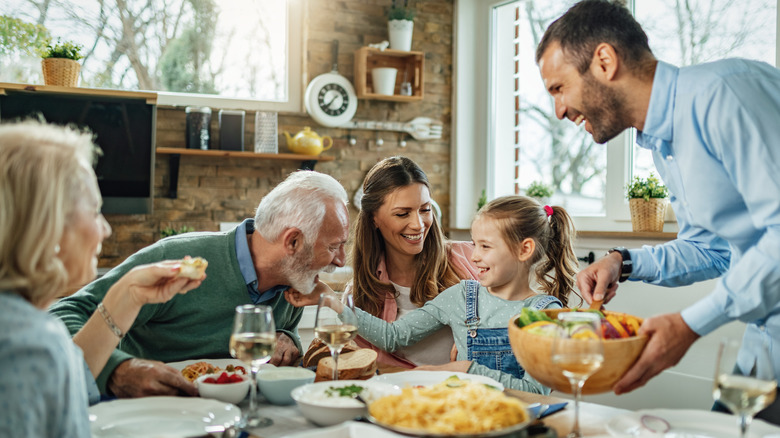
(196, 371), (250, 405)
(508, 308), (647, 394)
(291, 380), (400, 426)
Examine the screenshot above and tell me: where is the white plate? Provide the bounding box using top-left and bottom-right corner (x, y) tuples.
(89, 396), (241, 437)
(606, 409), (780, 438)
(368, 370), (504, 391)
(280, 420), (407, 438)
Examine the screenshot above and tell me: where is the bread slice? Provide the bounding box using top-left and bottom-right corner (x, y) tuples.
(302, 338), (360, 368)
(178, 256), (208, 279)
(315, 348), (378, 382)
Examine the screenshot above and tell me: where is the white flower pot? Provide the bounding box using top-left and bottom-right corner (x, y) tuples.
(388, 19), (414, 51)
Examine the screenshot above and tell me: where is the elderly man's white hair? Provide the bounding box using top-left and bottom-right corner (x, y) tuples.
(254, 170), (348, 246)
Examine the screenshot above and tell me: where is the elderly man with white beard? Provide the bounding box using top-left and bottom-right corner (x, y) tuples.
(50, 170), (349, 398)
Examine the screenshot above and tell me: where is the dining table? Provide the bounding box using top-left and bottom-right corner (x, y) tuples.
(240, 384), (629, 438)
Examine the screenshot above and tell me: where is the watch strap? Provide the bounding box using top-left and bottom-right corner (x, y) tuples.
(608, 247), (632, 282)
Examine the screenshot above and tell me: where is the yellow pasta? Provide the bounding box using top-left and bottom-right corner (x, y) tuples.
(369, 377), (528, 434)
(180, 361), (247, 382)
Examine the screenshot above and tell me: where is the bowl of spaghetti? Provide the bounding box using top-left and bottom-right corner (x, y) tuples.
(367, 376), (531, 436)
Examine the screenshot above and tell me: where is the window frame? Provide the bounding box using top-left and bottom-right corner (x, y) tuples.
(452, 0), (780, 232)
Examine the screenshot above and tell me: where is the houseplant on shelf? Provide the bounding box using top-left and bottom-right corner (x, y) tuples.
(40, 38), (83, 87)
(526, 180), (554, 205)
(388, 0), (415, 51)
(626, 173), (669, 232)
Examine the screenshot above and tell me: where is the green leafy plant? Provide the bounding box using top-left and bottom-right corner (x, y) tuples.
(526, 181), (554, 198)
(626, 173), (668, 201)
(160, 225), (195, 238)
(477, 189), (487, 211)
(39, 38), (83, 60)
(388, 0), (415, 21)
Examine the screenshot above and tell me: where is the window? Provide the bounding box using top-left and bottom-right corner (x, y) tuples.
(1, 0), (303, 112)
(453, 0), (779, 231)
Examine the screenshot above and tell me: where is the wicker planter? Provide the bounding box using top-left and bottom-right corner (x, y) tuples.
(629, 198), (667, 232)
(41, 58), (81, 87)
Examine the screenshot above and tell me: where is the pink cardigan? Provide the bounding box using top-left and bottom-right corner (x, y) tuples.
(352, 241), (479, 368)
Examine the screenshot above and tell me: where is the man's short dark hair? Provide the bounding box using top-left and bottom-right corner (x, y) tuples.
(536, 0), (653, 74)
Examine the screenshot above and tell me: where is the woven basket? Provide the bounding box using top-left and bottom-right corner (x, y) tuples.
(41, 58), (81, 87)
(629, 198), (667, 232)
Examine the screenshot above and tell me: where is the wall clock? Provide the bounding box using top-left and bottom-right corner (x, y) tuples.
(304, 40), (358, 128)
(304, 72), (357, 127)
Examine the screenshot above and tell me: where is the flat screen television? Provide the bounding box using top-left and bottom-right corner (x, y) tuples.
(0, 87), (156, 214)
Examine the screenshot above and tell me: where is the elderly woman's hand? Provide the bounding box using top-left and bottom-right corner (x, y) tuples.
(113, 260), (205, 307)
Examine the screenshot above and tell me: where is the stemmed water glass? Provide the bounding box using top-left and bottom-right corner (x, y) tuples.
(713, 338), (777, 438)
(314, 291), (358, 380)
(551, 312), (604, 438)
(229, 304), (276, 428)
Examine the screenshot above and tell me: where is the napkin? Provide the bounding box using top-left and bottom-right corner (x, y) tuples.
(529, 402), (568, 419)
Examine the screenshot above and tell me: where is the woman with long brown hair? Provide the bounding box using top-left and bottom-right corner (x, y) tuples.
(349, 156), (478, 368)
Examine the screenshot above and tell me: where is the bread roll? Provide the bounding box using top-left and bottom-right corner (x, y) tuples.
(315, 349), (378, 382)
(178, 256), (208, 279)
(302, 337), (360, 368)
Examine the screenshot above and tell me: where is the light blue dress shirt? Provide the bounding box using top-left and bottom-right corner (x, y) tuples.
(235, 218), (288, 304)
(634, 59), (780, 379)
(0, 292), (91, 437)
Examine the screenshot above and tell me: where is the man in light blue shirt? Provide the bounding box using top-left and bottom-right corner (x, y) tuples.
(536, 0), (780, 422)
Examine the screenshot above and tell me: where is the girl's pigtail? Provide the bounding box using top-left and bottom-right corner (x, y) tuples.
(534, 205), (579, 307)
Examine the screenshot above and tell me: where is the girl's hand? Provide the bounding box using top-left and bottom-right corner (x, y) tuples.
(116, 260), (205, 307)
(415, 361), (472, 373)
(284, 281), (333, 307)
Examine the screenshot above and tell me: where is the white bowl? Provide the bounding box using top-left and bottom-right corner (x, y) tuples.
(291, 380), (400, 427)
(257, 366), (316, 405)
(196, 372), (250, 405)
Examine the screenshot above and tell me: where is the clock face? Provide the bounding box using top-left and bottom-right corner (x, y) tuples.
(318, 83), (349, 116)
(305, 72), (358, 128)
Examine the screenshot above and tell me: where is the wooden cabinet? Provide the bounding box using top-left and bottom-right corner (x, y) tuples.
(354, 47), (424, 102)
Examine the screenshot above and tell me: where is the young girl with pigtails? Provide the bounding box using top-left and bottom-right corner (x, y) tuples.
(287, 195), (579, 393)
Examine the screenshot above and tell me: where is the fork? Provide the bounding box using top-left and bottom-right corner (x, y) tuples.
(339, 117), (443, 141)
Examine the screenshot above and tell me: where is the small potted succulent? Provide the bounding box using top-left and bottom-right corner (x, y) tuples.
(388, 0), (415, 51)
(625, 173), (668, 232)
(40, 38), (84, 87)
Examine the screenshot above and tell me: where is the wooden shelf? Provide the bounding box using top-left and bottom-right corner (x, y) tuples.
(577, 231), (677, 240)
(156, 147), (334, 198)
(0, 82), (157, 104)
(354, 47), (424, 101)
(156, 147), (334, 162)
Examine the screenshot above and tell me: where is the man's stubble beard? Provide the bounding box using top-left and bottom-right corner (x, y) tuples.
(581, 70), (632, 144)
(281, 243), (336, 295)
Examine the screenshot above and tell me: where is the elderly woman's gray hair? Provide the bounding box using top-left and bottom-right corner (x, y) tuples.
(254, 170), (348, 246)
(0, 120), (99, 306)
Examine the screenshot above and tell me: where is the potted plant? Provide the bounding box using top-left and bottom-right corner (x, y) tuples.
(160, 225), (195, 239)
(40, 38), (83, 87)
(388, 0), (415, 51)
(626, 173), (668, 232)
(526, 180), (554, 203)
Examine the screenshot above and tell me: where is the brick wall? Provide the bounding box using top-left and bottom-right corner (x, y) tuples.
(100, 0), (454, 268)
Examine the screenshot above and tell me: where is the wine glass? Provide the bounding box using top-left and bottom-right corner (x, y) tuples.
(713, 338), (777, 438)
(551, 311), (604, 438)
(229, 304), (276, 428)
(314, 291), (358, 380)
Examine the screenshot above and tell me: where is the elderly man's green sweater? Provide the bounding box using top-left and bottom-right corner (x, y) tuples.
(49, 226), (303, 394)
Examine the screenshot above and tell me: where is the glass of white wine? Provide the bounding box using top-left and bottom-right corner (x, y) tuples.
(551, 311), (604, 438)
(713, 338), (777, 438)
(314, 291), (358, 381)
(230, 304), (276, 428)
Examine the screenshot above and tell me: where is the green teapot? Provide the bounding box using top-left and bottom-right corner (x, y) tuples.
(282, 127), (333, 155)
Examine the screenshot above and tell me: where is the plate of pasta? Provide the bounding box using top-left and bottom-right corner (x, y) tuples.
(167, 358), (267, 382)
(365, 376), (531, 437)
(369, 370), (504, 391)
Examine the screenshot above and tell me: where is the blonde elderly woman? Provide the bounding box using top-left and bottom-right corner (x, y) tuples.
(0, 120), (204, 438)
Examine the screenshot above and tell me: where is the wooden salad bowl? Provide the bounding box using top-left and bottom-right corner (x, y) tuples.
(508, 308), (648, 394)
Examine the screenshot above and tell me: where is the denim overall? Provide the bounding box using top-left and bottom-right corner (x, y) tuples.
(464, 280), (560, 379)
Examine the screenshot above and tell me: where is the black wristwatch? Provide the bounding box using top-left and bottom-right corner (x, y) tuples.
(607, 247), (632, 282)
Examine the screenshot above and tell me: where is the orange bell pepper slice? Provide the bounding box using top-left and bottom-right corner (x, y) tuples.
(606, 315), (629, 338)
